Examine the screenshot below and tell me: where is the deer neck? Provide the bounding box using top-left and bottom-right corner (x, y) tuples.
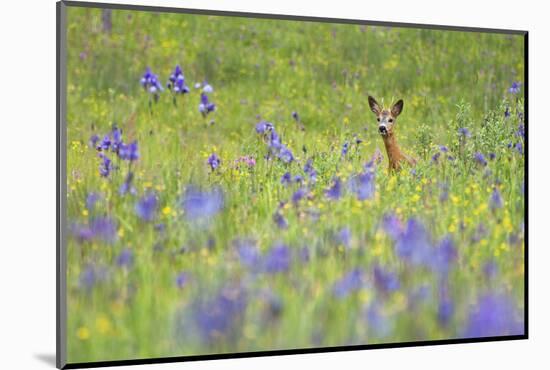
(382, 132), (404, 169)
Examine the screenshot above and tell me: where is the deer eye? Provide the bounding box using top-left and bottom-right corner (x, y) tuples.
(389, 118), (394, 123)
(377, 118), (380, 122)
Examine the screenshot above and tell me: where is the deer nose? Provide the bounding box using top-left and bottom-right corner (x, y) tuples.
(378, 125), (387, 134)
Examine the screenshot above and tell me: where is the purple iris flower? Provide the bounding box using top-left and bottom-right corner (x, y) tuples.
(373, 265), (400, 294)
(85, 192), (101, 211)
(191, 285), (247, 344)
(438, 285), (454, 326)
(273, 211), (288, 229)
(464, 293), (524, 337)
(79, 264), (108, 290)
(181, 186), (224, 221)
(202, 81), (213, 94)
(508, 81), (521, 94)
(119, 171), (137, 196)
(140, 67), (163, 98)
(430, 235), (458, 275)
(167, 65), (190, 94)
(72, 217), (117, 244)
(381, 213), (404, 240)
(366, 303), (394, 338)
(516, 123), (525, 139)
(235, 239), (261, 270)
(89, 134), (100, 149)
(176, 272), (190, 289)
(325, 178), (343, 200)
(111, 126), (123, 154)
(474, 152), (487, 166)
(458, 127), (471, 138)
(263, 243), (291, 273)
(100, 134), (111, 151)
(439, 145), (449, 153)
(341, 141), (350, 157)
(199, 93), (216, 117)
(292, 187), (307, 204)
(394, 218), (432, 265)
(504, 106), (511, 118)
(276, 146), (293, 163)
(333, 268), (364, 298)
(270, 131), (282, 150)
(119, 141), (139, 161)
(515, 142), (523, 155)
(255, 121), (274, 134)
(439, 182), (449, 203)
(349, 172), (375, 200)
(336, 227), (352, 248)
(281, 172), (292, 185)
(98, 153), (112, 177)
(135, 193), (158, 222)
(116, 248), (134, 268)
(490, 188), (503, 210)
(303, 159), (317, 183)
(207, 153), (221, 171)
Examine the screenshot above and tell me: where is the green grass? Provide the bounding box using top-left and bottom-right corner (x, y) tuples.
(65, 7), (525, 363)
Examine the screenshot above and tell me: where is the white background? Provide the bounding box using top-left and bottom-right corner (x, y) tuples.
(0, 0), (548, 369)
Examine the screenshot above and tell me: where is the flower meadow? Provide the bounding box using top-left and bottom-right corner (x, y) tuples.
(65, 8), (525, 363)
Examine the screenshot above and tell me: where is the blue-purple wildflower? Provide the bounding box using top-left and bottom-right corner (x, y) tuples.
(119, 141), (139, 161)
(167, 65), (190, 94)
(508, 81), (521, 94)
(135, 193), (158, 221)
(464, 293), (524, 337)
(207, 153), (221, 171)
(333, 268), (364, 298)
(140, 67), (163, 99)
(199, 93), (216, 117)
(263, 244), (291, 273)
(325, 178), (342, 200)
(490, 187), (503, 210)
(181, 186), (224, 222)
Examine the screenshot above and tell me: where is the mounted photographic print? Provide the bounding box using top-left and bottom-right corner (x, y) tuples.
(57, 1), (527, 368)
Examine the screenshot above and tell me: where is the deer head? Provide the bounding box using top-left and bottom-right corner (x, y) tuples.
(367, 96), (404, 137)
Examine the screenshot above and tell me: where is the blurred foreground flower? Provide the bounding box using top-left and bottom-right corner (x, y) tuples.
(464, 293), (524, 337)
(325, 177), (342, 200)
(181, 186), (224, 222)
(116, 248), (134, 269)
(188, 285), (247, 344)
(72, 217), (117, 244)
(135, 193), (158, 222)
(333, 268), (364, 298)
(263, 243), (291, 273)
(490, 187), (503, 210)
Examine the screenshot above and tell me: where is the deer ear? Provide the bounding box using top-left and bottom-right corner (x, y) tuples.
(368, 96), (381, 115)
(391, 99), (404, 117)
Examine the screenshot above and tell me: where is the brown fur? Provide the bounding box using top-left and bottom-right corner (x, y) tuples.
(368, 96), (417, 172)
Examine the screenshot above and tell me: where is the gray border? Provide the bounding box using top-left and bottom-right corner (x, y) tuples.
(57, 1), (67, 368)
(56, 1), (528, 369)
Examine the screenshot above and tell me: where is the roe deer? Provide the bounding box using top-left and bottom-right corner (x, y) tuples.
(368, 96), (417, 172)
